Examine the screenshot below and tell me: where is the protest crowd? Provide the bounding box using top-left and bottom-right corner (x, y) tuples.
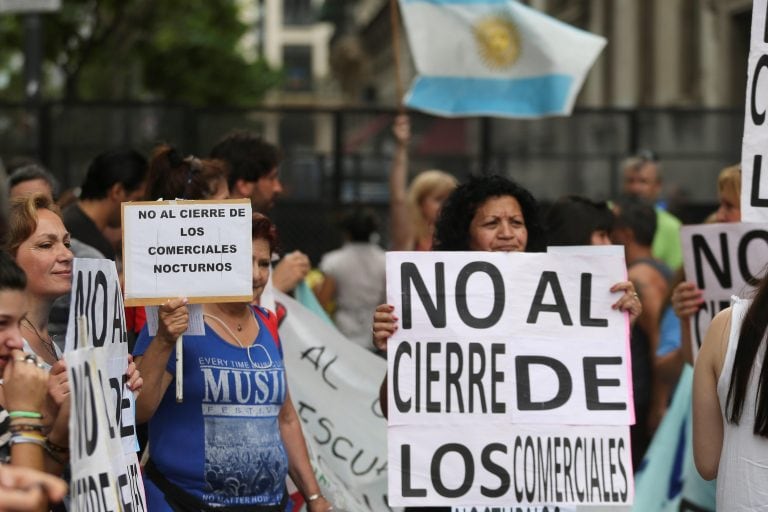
(2, 3), (768, 512)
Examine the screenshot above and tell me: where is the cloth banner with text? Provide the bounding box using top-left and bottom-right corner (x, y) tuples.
(386, 251), (634, 508)
(276, 290), (392, 511)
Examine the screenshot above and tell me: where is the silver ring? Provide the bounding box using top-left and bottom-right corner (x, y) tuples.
(23, 354), (38, 364)
(36, 362), (46, 369)
(632, 292), (639, 299)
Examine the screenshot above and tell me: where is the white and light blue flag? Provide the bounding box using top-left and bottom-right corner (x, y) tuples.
(399, 0), (606, 118)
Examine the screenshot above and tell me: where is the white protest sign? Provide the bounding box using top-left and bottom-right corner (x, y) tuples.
(65, 258), (129, 353)
(741, 0), (768, 221)
(122, 199), (252, 306)
(386, 252), (633, 508)
(67, 348), (146, 512)
(275, 290), (392, 511)
(64, 258), (138, 454)
(680, 222), (768, 357)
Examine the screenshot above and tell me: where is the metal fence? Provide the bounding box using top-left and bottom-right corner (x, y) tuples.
(0, 102), (745, 264)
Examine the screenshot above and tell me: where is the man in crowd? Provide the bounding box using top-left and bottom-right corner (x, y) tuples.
(210, 131), (310, 293)
(622, 151), (683, 270)
(63, 149), (147, 261)
(612, 195), (673, 467)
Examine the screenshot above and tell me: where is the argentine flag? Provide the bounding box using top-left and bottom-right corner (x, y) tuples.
(400, 0), (606, 118)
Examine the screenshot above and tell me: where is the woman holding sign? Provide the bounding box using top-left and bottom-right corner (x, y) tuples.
(374, 176), (642, 348)
(5, 193), (144, 477)
(372, 176), (641, 512)
(134, 213), (332, 512)
(0, 249), (68, 510)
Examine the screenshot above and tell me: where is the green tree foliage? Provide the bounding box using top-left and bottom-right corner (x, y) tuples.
(0, 0), (282, 105)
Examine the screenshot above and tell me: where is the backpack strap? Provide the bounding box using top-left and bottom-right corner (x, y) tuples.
(252, 306), (280, 350)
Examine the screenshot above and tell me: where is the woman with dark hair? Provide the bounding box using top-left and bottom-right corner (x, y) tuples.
(693, 273), (768, 508)
(372, 177), (640, 512)
(145, 144), (229, 201)
(316, 207), (386, 349)
(544, 195), (613, 247)
(134, 213), (332, 512)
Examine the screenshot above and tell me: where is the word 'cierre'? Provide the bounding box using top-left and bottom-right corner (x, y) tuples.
(137, 207), (246, 220)
(394, 262), (624, 415)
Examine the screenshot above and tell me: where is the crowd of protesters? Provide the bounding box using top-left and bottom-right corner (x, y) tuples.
(0, 112), (763, 512)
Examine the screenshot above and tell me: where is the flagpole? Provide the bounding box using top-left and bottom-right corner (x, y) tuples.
(389, 0), (405, 112)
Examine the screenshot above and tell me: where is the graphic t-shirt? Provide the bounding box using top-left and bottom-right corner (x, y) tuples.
(133, 307), (288, 510)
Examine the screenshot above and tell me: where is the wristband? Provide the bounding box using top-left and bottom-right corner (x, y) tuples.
(307, 494), (323, 502)
(45, 439), (69, 454)
(9, 434), (46, 448)
(8, 411), (42, 419)
(8, 423), (45, 433)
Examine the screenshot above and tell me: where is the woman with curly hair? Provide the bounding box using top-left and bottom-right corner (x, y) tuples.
(371, 175), (640, 511)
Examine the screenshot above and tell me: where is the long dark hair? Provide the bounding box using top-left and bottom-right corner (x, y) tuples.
(726, 270), (768, 436)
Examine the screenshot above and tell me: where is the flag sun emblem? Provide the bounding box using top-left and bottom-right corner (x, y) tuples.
(472, 14), (521, 70)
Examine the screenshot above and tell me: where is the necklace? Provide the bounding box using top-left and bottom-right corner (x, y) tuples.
(22, 318), (59, 363)
(204, 311), (259, 367)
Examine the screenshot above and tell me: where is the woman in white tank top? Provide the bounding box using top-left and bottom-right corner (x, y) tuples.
(693, 289), (768, 510)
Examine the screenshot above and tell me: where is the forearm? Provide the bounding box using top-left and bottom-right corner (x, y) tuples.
(134, 341), (174, 423)
(280, 399), (321, 499)
(389, 144), (412, 251)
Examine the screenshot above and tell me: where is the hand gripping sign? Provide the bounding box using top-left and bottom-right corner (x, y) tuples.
(122, 199), (253, 401)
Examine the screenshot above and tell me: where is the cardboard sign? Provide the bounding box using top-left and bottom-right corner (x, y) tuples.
(741, 0), (768, 221)
(122, 199), (252, 306)
(680, 223), (768, 356)
(386, 252), (634, 508)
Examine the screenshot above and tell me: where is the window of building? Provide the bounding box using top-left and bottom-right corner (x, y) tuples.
(283, 45), (313, 91)
(284, 0), (314, 26)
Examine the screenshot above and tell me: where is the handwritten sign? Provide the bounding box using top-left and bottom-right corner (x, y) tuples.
(122, 199), (252, 306)
(386, 252), (634, 508)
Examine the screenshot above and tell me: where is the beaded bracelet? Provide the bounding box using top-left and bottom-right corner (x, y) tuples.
(44, 440), (68, 465)
(8, 411), (42, 419)
(45, 438), (68, 454)
(8, 423), (45, 433)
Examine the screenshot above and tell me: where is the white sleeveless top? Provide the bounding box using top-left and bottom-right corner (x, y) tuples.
(715, 298), (768, 509)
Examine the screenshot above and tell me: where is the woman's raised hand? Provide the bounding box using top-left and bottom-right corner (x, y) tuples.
(3, 350), (48, 414)
(671, 281), (703, 320)
(610, 281), (643, 325)
(372, 304), (398, 352)
(157, 297), (189, 345)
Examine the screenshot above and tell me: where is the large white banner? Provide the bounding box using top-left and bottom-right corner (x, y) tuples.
(680, 223), (768, 355)
(122, 199), (252, 306)
(386, 252), (634, 508)
(741, 0), (768, 221)
(276, 291), (393, 511)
